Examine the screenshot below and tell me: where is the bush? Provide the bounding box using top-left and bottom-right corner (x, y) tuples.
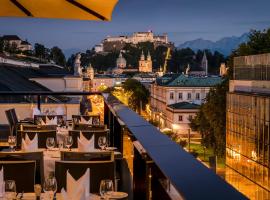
(179, 139), (187, 148)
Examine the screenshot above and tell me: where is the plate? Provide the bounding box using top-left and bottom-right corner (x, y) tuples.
(107, 191), (128, 199)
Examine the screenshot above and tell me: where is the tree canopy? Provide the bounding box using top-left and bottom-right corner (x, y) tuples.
(50, 46), (66, 67)
(122, 79), (150, 113)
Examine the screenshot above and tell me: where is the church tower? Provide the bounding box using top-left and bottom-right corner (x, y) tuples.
(86, 63), (94, 80)
(201, 51), (208, 76)
(139, 51), (152, 73)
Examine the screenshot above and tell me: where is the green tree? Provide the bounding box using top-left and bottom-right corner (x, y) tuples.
(50, 46), (66, 67)
(122, 79), (150, 113)
(34, 43), (50, 60)
(0, 37), (3, 53)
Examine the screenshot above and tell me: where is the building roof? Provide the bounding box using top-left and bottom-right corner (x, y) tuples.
(2, 35), (21, 41)
(0, 64), (51, 92)
(168, 102), (200, 110)
(21, 40), (31, 45)
(156, 74), (222, 87)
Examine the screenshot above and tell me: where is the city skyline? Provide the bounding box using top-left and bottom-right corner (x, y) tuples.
(0, 0), (269, 54)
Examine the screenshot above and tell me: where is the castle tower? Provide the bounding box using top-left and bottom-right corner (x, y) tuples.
(74, 53), (82, 76)
(116, 52), (127, 69)
(201, 51), (208, 76)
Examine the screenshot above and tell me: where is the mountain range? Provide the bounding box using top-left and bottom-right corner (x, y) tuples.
(178, 33), (249, 56)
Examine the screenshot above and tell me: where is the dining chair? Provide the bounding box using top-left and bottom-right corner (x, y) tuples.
(0, 151), (44, 184)
(68, 130), (109, 149)
(18, 130), (57, 149)
(55, 160), (115, 193)
(0, 160), (36, 192)
(60, 151), (114, 161)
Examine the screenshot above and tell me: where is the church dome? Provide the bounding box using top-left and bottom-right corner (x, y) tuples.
(116, 52), (127, 69)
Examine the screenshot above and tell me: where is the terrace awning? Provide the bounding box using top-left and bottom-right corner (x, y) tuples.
(0, 0), (118, 21)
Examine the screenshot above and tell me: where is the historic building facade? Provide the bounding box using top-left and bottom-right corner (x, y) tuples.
(150, 73), (222, 135)
(139, 51), (152, 73)
(226, 53), (270, 199)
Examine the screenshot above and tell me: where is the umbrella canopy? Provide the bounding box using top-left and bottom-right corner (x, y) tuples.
(0, 0), (118, 21)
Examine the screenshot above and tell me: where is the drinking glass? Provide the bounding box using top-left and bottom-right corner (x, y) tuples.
(58, 141), (64, 150)
(43, 176), (57, 200)
(4, 180), (16, 200)
(7, 136), (16, 151)
(65, 136), (73, 151)
(98, 136), (107, 150)
(46, 137), (55, 150)
(99, 179), (114, 199)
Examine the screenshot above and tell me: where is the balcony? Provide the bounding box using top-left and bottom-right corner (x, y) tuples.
(0, 91), (247, 200)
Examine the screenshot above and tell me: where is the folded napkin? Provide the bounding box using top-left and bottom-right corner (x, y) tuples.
(21, 134), (38, 151)
(46, 116), (57, 125)
(79, 117), (92, 125)
(78, 132), (95, 152)
(61, 169), (90, 200)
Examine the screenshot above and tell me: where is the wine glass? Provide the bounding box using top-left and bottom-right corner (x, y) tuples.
(65, 136), (73, 151)
(98, 136), (107, 150)
(5, 180), (16, 200)
(8, 136), (16, 152)
(99, 179), (114, 199)
(43, 176), (57, 200)
(46, 137), (55, 151)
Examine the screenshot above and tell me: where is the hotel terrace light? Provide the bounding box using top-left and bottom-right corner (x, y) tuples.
(0, 0), (118, 21)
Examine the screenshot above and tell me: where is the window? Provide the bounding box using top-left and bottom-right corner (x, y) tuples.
(178, 93), (183, 100)
(188, 115), (193, 121)
(170, 92), (174, 100)
(196, 93), (200, 100)
(187, 93), (191, 100)
(178, 115), (183, 121)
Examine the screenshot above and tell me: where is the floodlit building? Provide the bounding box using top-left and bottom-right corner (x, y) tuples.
(150, 73), (222, 135)
(139, 51), (152, 73)
(226, 53), (270, 199)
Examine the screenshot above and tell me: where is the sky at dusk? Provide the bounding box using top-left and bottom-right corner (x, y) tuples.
(0, 0), (269, 55)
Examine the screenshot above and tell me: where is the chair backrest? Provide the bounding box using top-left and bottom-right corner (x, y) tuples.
(21, 124), (57, 131)
(18, 130), (57, 149)
(69, 130), (109, 149)
(10, 108), (19, 125)
(61, 151), (114, 161)
(5, 109), (15, 135)
(0, 151), (44, 184)
(55, 160), (115, 193)
(0, 160), (36, 192)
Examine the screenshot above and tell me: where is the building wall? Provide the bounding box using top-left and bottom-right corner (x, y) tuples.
(0, 103), (80, 124)
(92, 78), (115, 92)
(226, 93), (270, 192)
(150, 83), (210, 134)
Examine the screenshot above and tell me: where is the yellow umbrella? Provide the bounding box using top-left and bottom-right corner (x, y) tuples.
(0, 0), (119, 21)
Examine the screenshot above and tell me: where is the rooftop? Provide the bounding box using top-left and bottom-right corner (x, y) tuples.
(156, 74), (223, 87)
(2, 35), (21, 41)
(168, 102), (200, 110)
